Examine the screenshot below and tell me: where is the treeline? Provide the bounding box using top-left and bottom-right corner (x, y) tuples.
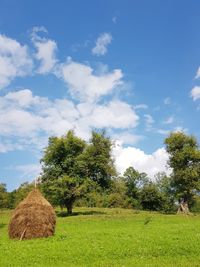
(0, 182), (34, 209)
(1, 130), (200, 214)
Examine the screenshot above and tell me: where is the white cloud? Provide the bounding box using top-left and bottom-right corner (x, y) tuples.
(0, 89), (139, 152)
(134, 104), (148, 110)
(0, 34), (33, 89)
(191, 86), (200, 101)
(113, 142), (170, 178)
(163, 116), (174, 124)
(5, 89), (41, 107)
(112, 131), (143, 145)
(31, 27), (57, 74)
(87, 100), (139, 129)
(60, 59), (123, 102)
(92, 33), (112, 56)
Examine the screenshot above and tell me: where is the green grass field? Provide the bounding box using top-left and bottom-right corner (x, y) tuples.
(1, 208), (200, 267)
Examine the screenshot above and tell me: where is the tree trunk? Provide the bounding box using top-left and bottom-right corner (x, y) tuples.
(177, 200), (190, 214)
(66, 202), (73, 215)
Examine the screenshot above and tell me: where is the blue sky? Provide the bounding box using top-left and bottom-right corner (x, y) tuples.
(0, 0), (200, 191)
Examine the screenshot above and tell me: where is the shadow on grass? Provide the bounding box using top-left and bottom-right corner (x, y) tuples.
(56, 210), (105, 217)
(0, 223), (6, 229)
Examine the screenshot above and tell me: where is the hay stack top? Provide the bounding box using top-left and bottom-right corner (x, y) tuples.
(9, 189), (56, 240)
(19, 189), (52, 207)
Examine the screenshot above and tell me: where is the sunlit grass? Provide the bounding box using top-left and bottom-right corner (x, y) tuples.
(1, 207), (200, 266)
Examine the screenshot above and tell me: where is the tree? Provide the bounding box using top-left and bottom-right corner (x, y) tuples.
(154, 172), (176, 213)
(0, 183), (8, 209)
(11, 182), (34, 208)
(165, 132), (200, 213)
(76, 131), (116, 188)
(40, 130), (87, 214)
(40, 130), (117, 213)
(139, 182), (164, 211)
(44, 175), (92, 214)
(123, 167), (148, 207)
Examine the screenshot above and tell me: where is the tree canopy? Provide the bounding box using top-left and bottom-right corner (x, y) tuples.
(165, 132), (200, 211)
(40, 130), (116, 214)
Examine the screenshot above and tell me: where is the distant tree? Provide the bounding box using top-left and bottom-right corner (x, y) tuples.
(107, 177), (130, 208)
(123, 166), (148, 199)
(0, 183), (8, 209)
(154, 172), (176, 213)
(11, 182), (34, 208)
(139, 182), (164, 211)
(165, 132), (200, 213)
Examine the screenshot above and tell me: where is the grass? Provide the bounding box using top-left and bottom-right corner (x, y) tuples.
(1, 208), (200, 266)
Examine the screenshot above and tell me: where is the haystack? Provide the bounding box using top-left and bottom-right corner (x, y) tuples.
(8, 189), (56, 240)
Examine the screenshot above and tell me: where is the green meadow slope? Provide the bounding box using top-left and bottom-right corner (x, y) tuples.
(1, 208), (200, 267)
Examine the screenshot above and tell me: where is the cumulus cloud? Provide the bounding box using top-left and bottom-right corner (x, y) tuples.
(87, 100), (139, 129)
(59, 59), (123, 102)
(31, 27), (57, 74)
(191, 86), (200, 101)
(112, 131), (143, 145)
(113, 142), (170, 178)
(92, 33), (112, 56)
(0, 89), (139, 151)
(0, 34), (33, 89)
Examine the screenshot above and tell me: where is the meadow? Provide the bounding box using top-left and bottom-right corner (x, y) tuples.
(1, 208), (200, 267)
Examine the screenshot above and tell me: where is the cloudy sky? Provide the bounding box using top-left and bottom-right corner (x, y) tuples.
(0, 0), (200, 190)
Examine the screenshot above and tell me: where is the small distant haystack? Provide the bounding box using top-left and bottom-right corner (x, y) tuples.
(8, 189), (56, 240)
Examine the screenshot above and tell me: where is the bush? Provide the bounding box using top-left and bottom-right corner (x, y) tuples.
(191, 196), (200, 213)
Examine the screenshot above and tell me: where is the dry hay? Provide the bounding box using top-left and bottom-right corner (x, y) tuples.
(8, 189), (56, 240)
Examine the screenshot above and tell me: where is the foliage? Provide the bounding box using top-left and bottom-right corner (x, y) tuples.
(40, 130), (116, 213)
(0, 183), (8, 209)
(165, 132), (200, 206)
(155, 172), (176, 213)
(40, 131), (87, 214)
(76, 131), (116, 188)
(123, 166), (148, 199)
(139, 182), (165, 211)
(42, 175), (93, 214)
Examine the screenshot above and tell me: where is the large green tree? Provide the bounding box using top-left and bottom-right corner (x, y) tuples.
(165, 132), (200, 213)
(40, 130), (116, 214)
(76, 131), (116, 188)
(40, 130), (87, 214)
